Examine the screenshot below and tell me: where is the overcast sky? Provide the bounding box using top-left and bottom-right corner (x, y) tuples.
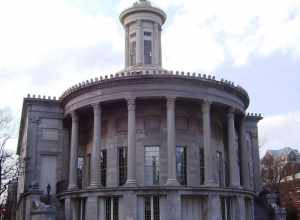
(0, 0), (299, 155)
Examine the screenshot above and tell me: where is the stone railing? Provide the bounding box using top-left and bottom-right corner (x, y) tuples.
(59, 69), (249, 101)
(25, 94), (58, 102)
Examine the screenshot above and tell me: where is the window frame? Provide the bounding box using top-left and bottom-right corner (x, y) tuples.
(176, 146), (187, 185)
(144, 145), (160, 185)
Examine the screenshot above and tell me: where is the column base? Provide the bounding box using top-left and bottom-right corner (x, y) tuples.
(68, 185), (78, 191)
(165, 179), (179, 186)
(87, 183), (99, 189)
(125, 179), (137, 187)
(230, 184), (242, 189)
(204, 183), (219, 187)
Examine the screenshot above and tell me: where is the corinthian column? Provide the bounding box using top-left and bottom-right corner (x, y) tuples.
(136, 20), (143, 65)
(90, 103), (101, 187)
(166, 97), (179, 186)
(68, 111), (79, 189)
(240, 115), (250, 189)
(227, 108), (240, 187)
(202, 101), (216, 185)
(125, 25), (129, 68)
(126, 99), (137, 186)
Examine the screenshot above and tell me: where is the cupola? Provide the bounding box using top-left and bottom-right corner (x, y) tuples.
(120, 0), (167, 69)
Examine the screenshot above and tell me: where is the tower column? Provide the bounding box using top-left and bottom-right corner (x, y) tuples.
(227, 108), (240, 187)
(68, 111), (79, 190)
(126, 98), (137, 186)
(153, 22), (160, 66)
(90, 103), (101, 187)
(136, 20), (143, 65)
(125, 25), (129, 67)
(166, 97), (179, 186)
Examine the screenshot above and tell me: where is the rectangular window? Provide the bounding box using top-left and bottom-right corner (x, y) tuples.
(78, 198), (86, 220)
(77, 157), (84, 188)
(118, 147), (127, 186)
(144, 32), (152, 37)
(217, 151), (224, 186)
(100, 150), (107, 187)
(176, 146), (187, 185)
(144, 40), (152, 65)
(144, 146), (160, 185)
(85, 154), (91, 187)
(130, 41), (136, 66)
(105, 197), (119, 220)
(144, 196), (160, 220)
(221, 197), (231, 220)
(199, 148), (205, 185)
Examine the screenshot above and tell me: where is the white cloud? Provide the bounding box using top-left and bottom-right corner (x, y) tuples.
(159, 0), (300, 71)
(259, 112), (300, 156)
(0, 0), (124, 115)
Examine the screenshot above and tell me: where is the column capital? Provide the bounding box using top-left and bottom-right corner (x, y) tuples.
(71, 111), (78, 122)
(92, 103), (101, 114)
(227, 107), (235, 118)
(166, 97), (176, 107)
(127, 98), (136, 111)
(202, 100), (211, 113)
(136, 19), (142, 26)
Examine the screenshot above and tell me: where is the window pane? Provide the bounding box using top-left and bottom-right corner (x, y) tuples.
(153, 196), (160, 220)
(113, 198), (119, 220)
(77, 157), (84, 188)
(130, 41), (136, 65)
(144, 146), (160, 185)
(105, 198), (111, 220)
(100, 150), (107, 187)
(200, 148), (205, 185)
(144, 197), (151, 220)
(119, 147), (127, 186)
(176, 146), (187, 185)
(144, 40), (152, 65)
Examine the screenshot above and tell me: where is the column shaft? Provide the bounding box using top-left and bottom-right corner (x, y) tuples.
(85, 196), (98, 220)
(125, 25), (129, 67)
(68, 112), (79, 189)
(136, 20), (143, 65)
(126, 99), (136, 186)
(90, 104), (101, 187)
(153, 23), (160, 66)
(240, 116), (250, 189)
(227, 108), (240, 187)
(237, 196), (246, 220)
(207, 195), (222, 220)
(202, 101), (216, 185)
(166, 97), (179, 186)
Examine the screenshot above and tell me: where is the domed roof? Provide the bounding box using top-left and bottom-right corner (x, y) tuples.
(119, 0), (167, 24)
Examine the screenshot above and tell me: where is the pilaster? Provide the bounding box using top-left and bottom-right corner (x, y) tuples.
(85, 196), (98, 220)
(207, 194), (222, 220)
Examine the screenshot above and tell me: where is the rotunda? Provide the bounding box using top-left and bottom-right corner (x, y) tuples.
(16, 1), (263, 220)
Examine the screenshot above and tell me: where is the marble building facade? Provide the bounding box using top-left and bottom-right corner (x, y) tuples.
(16, 0), (263, 220)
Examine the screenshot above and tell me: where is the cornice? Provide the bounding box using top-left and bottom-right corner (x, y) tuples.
(59, 69), (250, 108)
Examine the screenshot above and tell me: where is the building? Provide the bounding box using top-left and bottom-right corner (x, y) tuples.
(261, 147), (300, 218)
(16, 0), (263, 219)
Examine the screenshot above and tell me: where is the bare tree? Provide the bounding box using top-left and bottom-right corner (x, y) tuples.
(0, 108), (18, 199)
